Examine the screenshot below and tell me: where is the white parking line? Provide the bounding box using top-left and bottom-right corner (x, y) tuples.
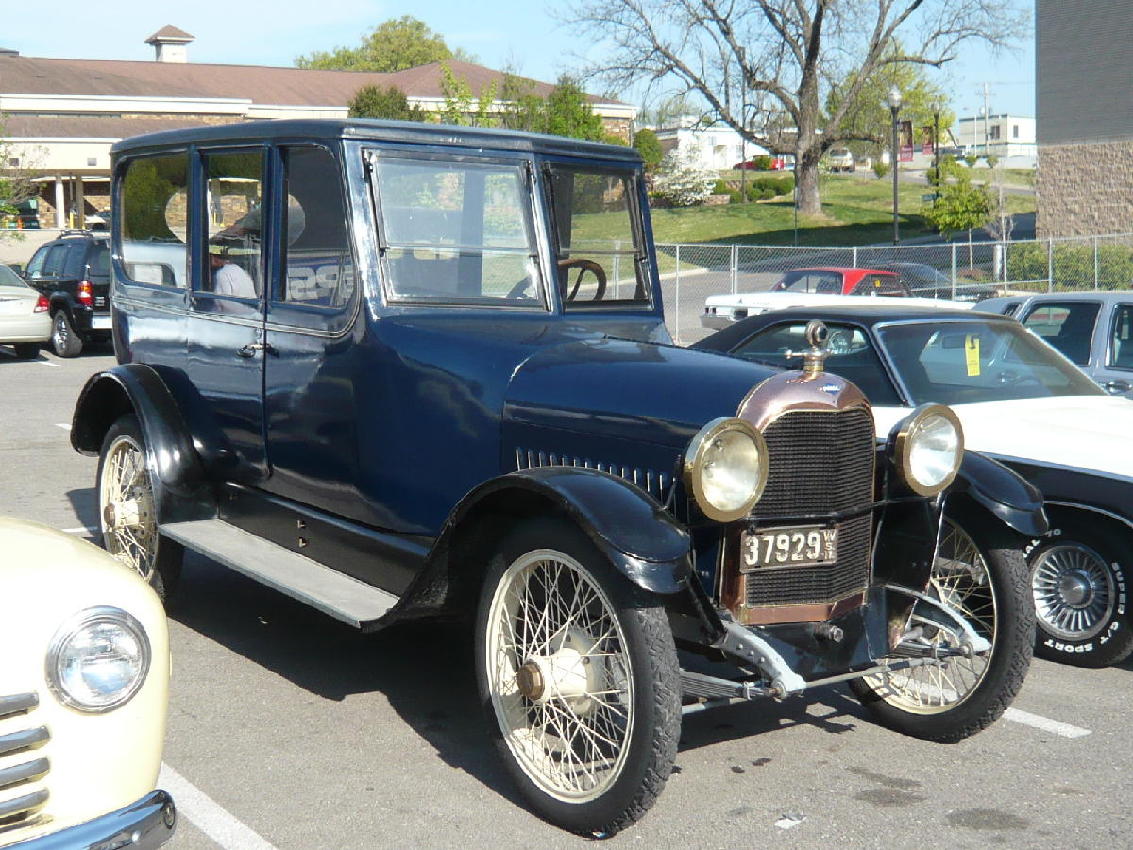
(55, 423), (71, 431)
(61, 526), (97, 535)
(1004, 707), (1091, 738)
(37, 360), (58, 367)
(159, 763), (279, 850)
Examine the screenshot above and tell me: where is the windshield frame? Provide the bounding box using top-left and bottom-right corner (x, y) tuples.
(874, 316), (1105, 405)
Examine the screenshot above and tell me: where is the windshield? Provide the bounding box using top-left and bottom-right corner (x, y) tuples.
(547, 167), (649, 308)
(876, 320), (1104, 404)
(0, 264), (27, 288)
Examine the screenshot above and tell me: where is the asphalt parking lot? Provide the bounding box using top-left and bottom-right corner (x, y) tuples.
(2, 344), (1130, 849)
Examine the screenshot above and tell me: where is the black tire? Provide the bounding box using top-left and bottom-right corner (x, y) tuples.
(12, 342), (40, 359)
(51, 310), (83, 357)
(850, 513), (1034, 743)
(96, 414), (183, 601)
(475, 517), (681, 837)
(1027, 520), (1133, 668)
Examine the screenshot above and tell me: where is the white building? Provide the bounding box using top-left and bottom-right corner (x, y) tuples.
(952, 114), (1037, 162)
(654, 120), (769, 171)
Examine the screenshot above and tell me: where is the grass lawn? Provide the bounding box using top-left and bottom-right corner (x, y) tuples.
(645, 174), (1035, 247)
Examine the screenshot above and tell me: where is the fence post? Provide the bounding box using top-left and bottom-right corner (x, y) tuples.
(1047, 238), (1054, 293)
(674, 244), (681, 343)
(731, 244), (739, 294)
(852, 246), (858, 268)
(950, 243), (957, 300)
(1094, 236), (1099, 290)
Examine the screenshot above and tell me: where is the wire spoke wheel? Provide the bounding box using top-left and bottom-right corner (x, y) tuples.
(1031, 543), (1115, 641)
(99, 432), (159, 580)
(863, 520), (996, 714)
(485, 549), (634, 802)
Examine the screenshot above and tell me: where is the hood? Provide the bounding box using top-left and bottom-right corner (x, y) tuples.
(704, 291), (974, 313)
(871, 395), (1133, 480)
(504, 337), (778, 448)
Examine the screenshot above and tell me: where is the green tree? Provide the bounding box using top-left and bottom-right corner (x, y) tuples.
(439, 64), (498, 127)
(542, 76), (604, 141)
(296, 16), (471, 72)
(924, 157), (991, 237)
(632, 128), (662, 170)
(348, 85), (427, 121)
(1, 122), (40, 234)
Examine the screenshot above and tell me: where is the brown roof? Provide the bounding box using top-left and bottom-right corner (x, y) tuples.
(5, 114), (220, 138)
(145, 26), (194, 44)
(0, 54), (609, 106)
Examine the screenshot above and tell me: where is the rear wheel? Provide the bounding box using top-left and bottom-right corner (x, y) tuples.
(12, 343), (39, 359)
(850, 516), (1033, 742)
(1029, 521), (1133, 667)
(475, 518), (680, 836)
(51, 310), (82, 357)
(97, 414), (182, 601)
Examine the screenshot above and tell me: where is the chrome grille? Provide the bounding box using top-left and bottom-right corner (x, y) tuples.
(515, 448), (672, 502)
(0, 693), (50, 833)
(744, 407), (876, 612)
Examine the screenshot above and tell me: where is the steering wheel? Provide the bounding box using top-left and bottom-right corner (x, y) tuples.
(557, 259), (607, 302)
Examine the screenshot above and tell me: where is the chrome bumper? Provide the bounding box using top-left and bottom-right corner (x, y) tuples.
(9, 790), (175, 850)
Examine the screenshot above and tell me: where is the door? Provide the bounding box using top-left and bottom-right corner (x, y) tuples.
(186, 147), (270, 483)
(1100, 302), (1133, 394)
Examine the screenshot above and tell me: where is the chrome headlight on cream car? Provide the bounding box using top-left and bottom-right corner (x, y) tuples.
(889, 403), (964, 496)
(46, 606), (152, 713)
(684, 417), (769, 522)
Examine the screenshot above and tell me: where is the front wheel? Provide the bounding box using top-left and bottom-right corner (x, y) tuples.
(850, 515), (1034, 743)
(1028, 521), (1133, 667)
(475, 518), (681, 836)
(96, 414), (183, 601)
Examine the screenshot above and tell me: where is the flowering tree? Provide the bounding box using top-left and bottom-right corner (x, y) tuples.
(651, 149), (715, 206)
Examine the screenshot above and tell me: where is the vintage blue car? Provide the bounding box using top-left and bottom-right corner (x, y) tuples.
(71, 120), (1042, 836)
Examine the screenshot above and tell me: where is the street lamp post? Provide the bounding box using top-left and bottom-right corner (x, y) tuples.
(931, 98), (943, 205)
(888, 85), (902, 245)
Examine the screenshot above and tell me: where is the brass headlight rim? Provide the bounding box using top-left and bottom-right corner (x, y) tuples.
(891, 403), (965, 497)
(683, 416), (769, 523)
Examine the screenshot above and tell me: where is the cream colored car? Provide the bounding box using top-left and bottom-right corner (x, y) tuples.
(0, 518), (175, 848)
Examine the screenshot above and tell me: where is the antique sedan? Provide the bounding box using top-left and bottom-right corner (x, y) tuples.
(72, 120), (1040, 836)
(976, 291), (1133, 395)
(696, 303), (1133, 667)
(0, 518), (175, 849)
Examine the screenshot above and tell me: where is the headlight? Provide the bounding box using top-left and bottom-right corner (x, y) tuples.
(46, 606), (151, 713)
(890, 403), (964, 496)
(684, 417), (769, 521)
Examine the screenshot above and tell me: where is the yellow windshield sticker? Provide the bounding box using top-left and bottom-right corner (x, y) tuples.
(965, 335), (981, 376)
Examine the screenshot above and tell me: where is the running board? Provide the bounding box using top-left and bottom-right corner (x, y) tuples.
(160, 519), (399, 630)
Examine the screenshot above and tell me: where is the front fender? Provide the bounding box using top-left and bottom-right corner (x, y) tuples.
(948, 450), (1048, 537)
(72, 365), (208, 512)
(450, 467), (693, 595)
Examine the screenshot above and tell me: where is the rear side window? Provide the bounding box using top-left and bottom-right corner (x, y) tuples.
(120, 153), (190, 287)
(40, 244), (68, 278)
(851, 274), (906, 296)
(775, 271), (842, 294)
(60, 243), (86, 278)
(87, 243), (111, 281)
(1021, 301), (1100, 365)
(1110, 304), (1133, 370)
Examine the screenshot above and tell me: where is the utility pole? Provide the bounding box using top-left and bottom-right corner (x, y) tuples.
(983, 82), (991, 158)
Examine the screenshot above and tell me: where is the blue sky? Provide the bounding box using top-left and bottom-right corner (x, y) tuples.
(5, 0), (1035, 118)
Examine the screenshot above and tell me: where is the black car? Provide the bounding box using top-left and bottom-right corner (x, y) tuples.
(23, 230), (111, 356)
(72, 119), (1042, 835)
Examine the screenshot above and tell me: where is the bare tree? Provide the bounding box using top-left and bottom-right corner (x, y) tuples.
(564, 0), (1026, 216)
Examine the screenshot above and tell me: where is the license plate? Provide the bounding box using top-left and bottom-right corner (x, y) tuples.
(91, 315), (112, 330)
(740, 525), (838, 571)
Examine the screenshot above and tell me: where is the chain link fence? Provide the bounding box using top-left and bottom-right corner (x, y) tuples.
(659, 233), (1133, 344)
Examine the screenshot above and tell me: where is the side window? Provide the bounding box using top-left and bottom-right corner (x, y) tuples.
(120, 153), (190, 287)
(376, 157), (543, 306)
(61, 243), (86, 279)
(40, 244), (68, 278)
(202, 150), (264, 304)
(1021, 302), (1100, 365)
(853, 275), (907, 296)
(25, 246), (49, 278)
(279, 146), (355, 308)
(728, 322), (902, 404)
(1110, 304), (1133, 370)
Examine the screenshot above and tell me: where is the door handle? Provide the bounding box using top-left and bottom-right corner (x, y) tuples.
(1103, 379), (1131, 394)
(236, 342), (277, 358)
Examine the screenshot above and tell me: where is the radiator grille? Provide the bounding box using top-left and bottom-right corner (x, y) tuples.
(742, 407), (876, 612)
(515, 448), (672, 503)
(0, 693), (50, 834)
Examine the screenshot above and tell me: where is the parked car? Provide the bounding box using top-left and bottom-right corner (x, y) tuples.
(0, 517), (175, 848)
(73, 119), (1041, 836)
(696, 303), (1133, 667)
(22, 231), (111, 357)
(826, 148), (855, 172)
(701, 267), (961, 329)
(976, 291), (1133, 395)
(0, 263), (50, 358)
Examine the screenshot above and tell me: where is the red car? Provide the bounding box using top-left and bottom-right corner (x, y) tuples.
(771, 267), (910, 296)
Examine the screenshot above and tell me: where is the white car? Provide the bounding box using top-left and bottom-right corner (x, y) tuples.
(695, 303), (1133, 668)
(0, 518), (175, 848)
(0, 264), (50, 358)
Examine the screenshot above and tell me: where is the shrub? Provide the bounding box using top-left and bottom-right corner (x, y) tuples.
(751, 155), (773, 171)
(651, 150), (715, 207)
(1006, 242), (1133, 289)
(872, 160), (890, 180)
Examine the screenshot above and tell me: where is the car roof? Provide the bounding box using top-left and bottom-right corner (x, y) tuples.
(112, 118), (643, 163)
(692, 303), (1007, 352)
(786, 267), (897, 276)
(979, 290), (1133, 306)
